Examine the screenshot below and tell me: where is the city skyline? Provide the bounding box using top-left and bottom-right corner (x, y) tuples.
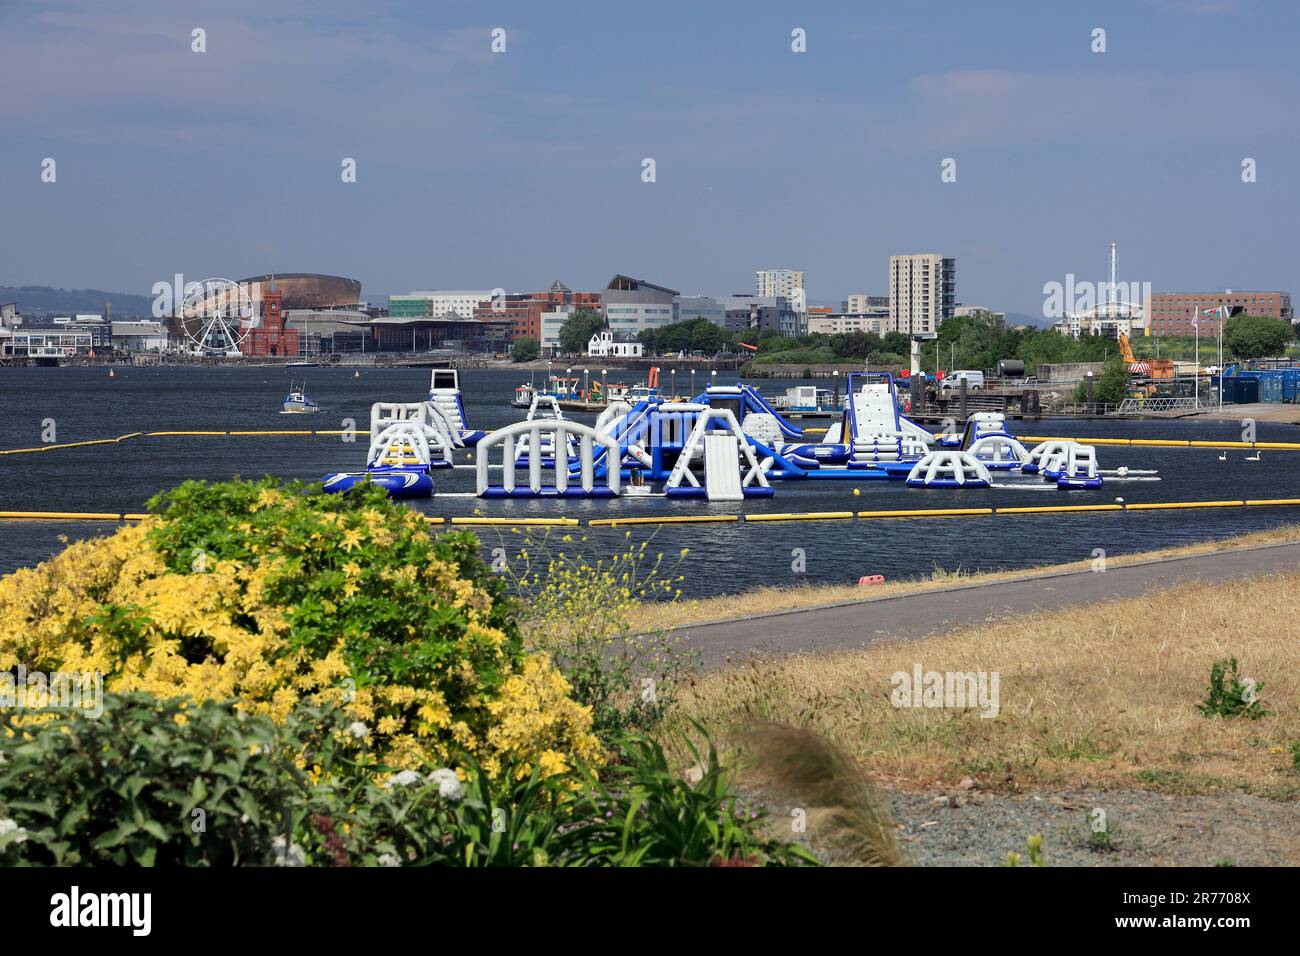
(3, 0), (1299, 316)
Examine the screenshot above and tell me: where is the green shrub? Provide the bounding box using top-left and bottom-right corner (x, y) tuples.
(0, 693), (325, 866)
(0, 478), (604, 778)
(1, 696), (811, 867)
(1005, 833), (1046, 867)
(1197, 658), (1269, 720)
(558, 724), (818, 867)
(510, 337), (540, 362)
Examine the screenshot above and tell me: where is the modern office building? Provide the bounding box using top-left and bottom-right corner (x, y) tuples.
(720, 295), (805, 337)
(284, 308), (373, 354)
(539, 307), (574, 353)
(602, 275), (678, 337)
(1147, 290), (1293, 336)
(369, 314), (511, 353)
(389, 290), (494, 320)
(889, 254), (955, 335)
(673, 294), (727, 327)
(755, 269), (806, 313)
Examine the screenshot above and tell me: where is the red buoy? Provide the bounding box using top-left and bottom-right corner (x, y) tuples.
(858, 574), (885, 586)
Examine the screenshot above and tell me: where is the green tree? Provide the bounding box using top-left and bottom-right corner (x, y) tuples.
(1075, 354), (1130, 405)
(510, 337), (539, 362)
(1223, 314), (1294, 361)
(557, 309), (605, 356)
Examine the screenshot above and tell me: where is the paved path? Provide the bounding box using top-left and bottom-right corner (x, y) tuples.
(680, 542), (1300, 666)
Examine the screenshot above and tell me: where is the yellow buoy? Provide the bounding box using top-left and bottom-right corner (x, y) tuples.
(852, 487), (860, 496)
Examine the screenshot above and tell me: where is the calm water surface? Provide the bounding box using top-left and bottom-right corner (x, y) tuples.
(2, 365), (1298, 597)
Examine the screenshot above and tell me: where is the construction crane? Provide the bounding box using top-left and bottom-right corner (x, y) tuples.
(1119, 333), (1148, 374)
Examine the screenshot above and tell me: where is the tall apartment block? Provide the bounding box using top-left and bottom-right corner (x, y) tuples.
(755, 269), (806, 313)
(888, 254), (955, 335)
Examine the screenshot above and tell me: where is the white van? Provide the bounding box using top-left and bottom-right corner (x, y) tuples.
(940, 370), (985, 391)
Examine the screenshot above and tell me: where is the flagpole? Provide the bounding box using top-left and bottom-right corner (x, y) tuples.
(1217, 306), (1223, 410)
(1193, 305), (1200, 409)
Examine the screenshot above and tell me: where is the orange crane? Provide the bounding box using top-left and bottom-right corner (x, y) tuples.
(1119, 333), (1147, 373)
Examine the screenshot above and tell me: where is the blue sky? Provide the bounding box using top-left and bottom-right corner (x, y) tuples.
(2, 0), (1298, 316)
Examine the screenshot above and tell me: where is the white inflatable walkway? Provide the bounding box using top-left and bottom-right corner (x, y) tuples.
(702, 434), (744, 501)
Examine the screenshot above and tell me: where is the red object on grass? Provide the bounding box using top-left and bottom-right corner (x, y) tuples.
(858, 575), (885, 586)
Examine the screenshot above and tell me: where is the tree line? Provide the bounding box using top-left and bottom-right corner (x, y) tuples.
(512, 308), (1296, 369)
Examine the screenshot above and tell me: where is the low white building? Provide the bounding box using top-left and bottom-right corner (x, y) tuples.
(587, 328), (643, 358)
(112, 320), (169, 352)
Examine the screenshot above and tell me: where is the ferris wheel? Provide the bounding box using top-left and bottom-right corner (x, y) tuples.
(181, 278), (258, 355)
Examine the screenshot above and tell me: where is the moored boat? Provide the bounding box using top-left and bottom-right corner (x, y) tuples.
(282, 381), (320, 413)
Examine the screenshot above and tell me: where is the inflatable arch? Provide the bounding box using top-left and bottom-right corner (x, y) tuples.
(477, 418), (622, 498)
(905, 450), (993, 488)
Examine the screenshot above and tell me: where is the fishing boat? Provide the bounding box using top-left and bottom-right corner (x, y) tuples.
(512, 383), (537, 408)
(282, 381), (320, 414)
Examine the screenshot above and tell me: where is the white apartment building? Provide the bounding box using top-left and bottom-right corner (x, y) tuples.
(807, 313), (886, 336)
(844, 294), (888, 314)
(755, 269), (806, 313)
(888, 255), (955, 335)
(954, 305), (1006, 321)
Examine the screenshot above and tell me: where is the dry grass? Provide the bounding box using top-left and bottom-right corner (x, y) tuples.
(668, 571), (1300, 799)
(731, 722), (905, 866)
(647, 522), (1300, 631)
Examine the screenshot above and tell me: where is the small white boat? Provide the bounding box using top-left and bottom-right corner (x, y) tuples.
(511, 383), (537, 408)
(282, 381), (320, 414)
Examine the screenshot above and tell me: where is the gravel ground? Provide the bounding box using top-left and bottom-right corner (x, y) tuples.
(884, 786), (1300, 867)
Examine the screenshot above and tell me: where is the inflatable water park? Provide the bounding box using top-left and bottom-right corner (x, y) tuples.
(320, 369), (1159, 501)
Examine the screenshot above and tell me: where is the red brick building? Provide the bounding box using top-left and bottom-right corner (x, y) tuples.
(472, 280), (601, 342)
(243, 290), (300, 357)
(1148, 290), (1292, 336)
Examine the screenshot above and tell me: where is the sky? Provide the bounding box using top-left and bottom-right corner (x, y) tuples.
(2, 0), (1298, 317)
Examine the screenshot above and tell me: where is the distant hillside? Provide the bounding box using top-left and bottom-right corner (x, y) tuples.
(0, 285), (155, 318)
(1003, 311), (1056, 329)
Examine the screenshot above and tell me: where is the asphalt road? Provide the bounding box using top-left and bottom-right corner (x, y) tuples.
(678, 541), (1300, 666)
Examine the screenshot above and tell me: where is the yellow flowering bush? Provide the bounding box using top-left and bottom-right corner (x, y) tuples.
(0, 479), (600, 778)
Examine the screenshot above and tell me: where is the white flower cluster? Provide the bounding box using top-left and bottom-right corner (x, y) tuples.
(0, 818), (29, 844)
(428, 768), (462, 802)
(383, 769), (423, 789)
